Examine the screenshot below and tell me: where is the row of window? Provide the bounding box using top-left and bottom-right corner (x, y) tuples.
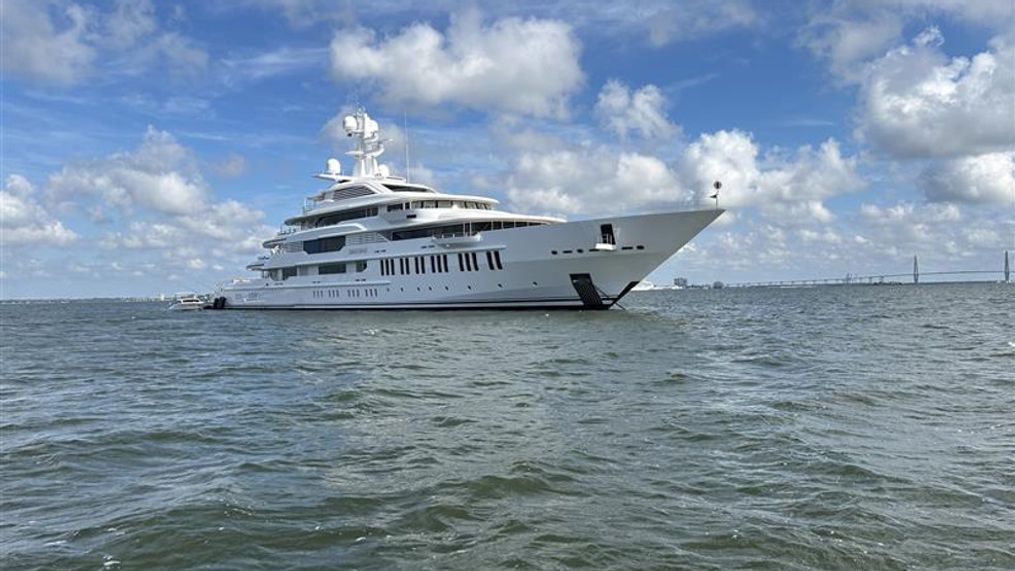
(304, 201), (493, 231)
(309, 207), (379, 229)
(386, 200), (492, 211)
(312, 287), (379, 299)
(389, 220), (544, 241)
(267, 260), (367, 281)
(379, 251), (504, 276)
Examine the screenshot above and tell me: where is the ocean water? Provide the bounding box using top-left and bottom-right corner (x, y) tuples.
(1, 283), (1012, 570)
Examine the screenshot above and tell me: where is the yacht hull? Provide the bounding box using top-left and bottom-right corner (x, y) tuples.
(217, 209), (722, 310)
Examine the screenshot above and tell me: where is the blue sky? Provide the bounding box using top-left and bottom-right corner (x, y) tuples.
(2, 0), (1013, 298)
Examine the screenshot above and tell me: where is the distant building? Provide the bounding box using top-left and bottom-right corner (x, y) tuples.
(712, 281), (725, 289)
(674, 277), (688, 288)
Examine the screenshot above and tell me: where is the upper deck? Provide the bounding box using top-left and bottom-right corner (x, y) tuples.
(259, 108), (564, 250)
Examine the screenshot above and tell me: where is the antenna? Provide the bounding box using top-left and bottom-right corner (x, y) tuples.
(710, 180), (722, 210)
(403, 109), (410, 183)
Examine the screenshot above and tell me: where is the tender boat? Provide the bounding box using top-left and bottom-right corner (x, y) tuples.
(168, 293), (209, 311)
(214, 108), (723, 310)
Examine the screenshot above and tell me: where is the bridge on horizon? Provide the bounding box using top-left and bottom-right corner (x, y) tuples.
(728, 251), (1011, 288)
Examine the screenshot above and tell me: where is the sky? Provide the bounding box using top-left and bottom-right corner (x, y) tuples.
(1, 0), (1013, 298)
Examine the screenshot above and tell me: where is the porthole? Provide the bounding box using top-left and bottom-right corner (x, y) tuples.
(636, 245), (644, 250)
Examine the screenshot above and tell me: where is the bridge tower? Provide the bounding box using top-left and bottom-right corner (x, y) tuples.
(1005, 250), (1010, 283)
(913, 255), (919, 284)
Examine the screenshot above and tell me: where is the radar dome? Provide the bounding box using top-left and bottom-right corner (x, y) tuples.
(377, 164), (390, 178)
(342, 115), (357, 135)
(325, 158), (341, 175)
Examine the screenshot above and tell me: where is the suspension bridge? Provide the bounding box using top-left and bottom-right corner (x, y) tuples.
(729, 251), (1011, 288)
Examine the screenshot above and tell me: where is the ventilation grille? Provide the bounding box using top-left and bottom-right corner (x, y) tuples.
(347, 232), (388, 245)
(331, 186), (375, 201)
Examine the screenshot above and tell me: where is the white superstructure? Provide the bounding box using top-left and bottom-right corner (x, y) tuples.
(216, 108), (722, 310)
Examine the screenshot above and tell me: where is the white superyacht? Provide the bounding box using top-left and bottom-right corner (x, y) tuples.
(215, 109), (722, 310)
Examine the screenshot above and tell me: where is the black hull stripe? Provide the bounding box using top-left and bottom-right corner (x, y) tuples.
(221, 296), (618, 311)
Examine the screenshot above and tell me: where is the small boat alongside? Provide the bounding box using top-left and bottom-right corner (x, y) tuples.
(168, 293), (210, 311)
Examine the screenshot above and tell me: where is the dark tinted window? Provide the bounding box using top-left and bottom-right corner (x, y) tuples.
(314, 207), (377, 227)
(303, 236), (346, 254)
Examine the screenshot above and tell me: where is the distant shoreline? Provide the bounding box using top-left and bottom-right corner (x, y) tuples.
(1, 280), (1008, 303)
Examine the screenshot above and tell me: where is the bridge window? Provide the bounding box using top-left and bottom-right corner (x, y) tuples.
(313, 207), (378, 228)
(303, 236), (346, 254)
(319, 263), (347, 274)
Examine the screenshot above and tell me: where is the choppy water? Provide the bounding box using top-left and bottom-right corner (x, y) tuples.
(1, 284), (1013, 570)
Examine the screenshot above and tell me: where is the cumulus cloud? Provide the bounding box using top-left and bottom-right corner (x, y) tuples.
(502, 122), (863, 223)
(48, 126), (208, 215)
(505, 147), (683, 216)
(799, 0), (1015, 82)
(595, 80), (679, 141)
(1, 175), (78, 245)
(680, 130), (864, 220)
(1, 0), (207, 85)
(1, 1), (96, 84)
(856, 30), (1015, 159)
(30, 127), (271, 275)
(920, 152), (1015, 204)
(329, 10), (583, 117)
(855, 200), (987, 258)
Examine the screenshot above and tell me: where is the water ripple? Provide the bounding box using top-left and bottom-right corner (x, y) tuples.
(1, 284), (1013, 569)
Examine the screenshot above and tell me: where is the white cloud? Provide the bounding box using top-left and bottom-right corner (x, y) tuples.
(799, 1), (1015, 82)
(221, 46), (329, 82)
(1, 175), (78, 245)
(1, 1), (96, 84)
(104, 0), (157, 49)
(1, 0), (207, 85)
(920, 152), (1015, 204)
(149, 32), (209, 79)
(47, 126), (208, 215)
(329, 10), (583, 117)
(680, 130), (864, 220)
(505, 147), (683, 216)
(799, 12), (903, 82)
(854, 200), (996, 260)
(595, 80), (679, 141)
(501, 121), (862, 223)
(645, 0), (759, 47)
(31, 127), (271, 276)
(856, 31), (1015, 159)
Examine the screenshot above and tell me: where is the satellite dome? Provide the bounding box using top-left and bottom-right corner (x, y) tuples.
(325, 158), (341, 175)
(342, 115), (357, 135)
